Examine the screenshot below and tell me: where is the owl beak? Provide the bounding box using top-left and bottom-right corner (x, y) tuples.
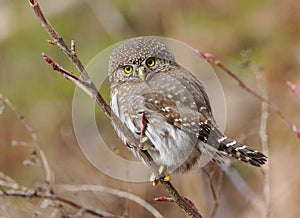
(137, 66), (147, 81)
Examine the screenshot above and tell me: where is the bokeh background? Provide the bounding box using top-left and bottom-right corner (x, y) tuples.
(1, 0), (300, 217)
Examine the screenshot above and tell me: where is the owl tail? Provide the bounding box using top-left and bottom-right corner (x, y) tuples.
(217, 136), (267, 167)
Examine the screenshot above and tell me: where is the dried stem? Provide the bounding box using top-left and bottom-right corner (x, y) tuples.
(221, 164), (264, 214)
(287, 81), (300, 99)
(159, 180), (202, 217)
(256, 68), (270, 218)
(0, 94), (53, 188)
(205, 170), (221, 218)
(0, 172), (24, 190)
(56, 184), (164, 218)
(194, 50), (300, 138)
(28, 0), (203, 217)
(0, 188), (124, 218)
(0, 96), (125, 217)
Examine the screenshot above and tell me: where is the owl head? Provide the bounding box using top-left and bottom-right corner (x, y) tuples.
(108, 37), (175, 86)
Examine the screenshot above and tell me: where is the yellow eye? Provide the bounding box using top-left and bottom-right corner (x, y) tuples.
(123, 65), (133, 74)
(146, 57), (156, 67)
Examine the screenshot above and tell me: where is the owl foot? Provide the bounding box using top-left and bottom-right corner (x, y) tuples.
(150, 165), (171, 186)
(138, 135), (151, 150)
(139, 137), (157, 151)
(139, 143), (151, 150)
(140, 136), (149, 143)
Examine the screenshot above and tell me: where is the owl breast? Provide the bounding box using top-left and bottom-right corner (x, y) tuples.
(110, 72), (202, 173)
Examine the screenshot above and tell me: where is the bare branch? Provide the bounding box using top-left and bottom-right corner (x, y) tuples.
(0, 172), (23, 190)
(159, 180), (202, 218)
(194, 50), (300, 139)
(256, 68), (271, 218)
(0, 189), (124, 218)
(154, 196), (198, 213)
(287, 81), (300, 99)
(56, 184), (164, 218)
(0, 94), (54, 188)
(0, 95), (125, 218)
(221, 165), (264, 214)
(203, 168), (222, 218)
(28, 0), (203, 217)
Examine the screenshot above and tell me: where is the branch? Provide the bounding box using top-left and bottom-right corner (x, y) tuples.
(56, 184), (164, 218)
(256, 68), (270, 218)
(0, 94), (53, 188)
(202, 167), (223, 218)
(0, 172), (25, 190)
(0, 93), (139, 218)
(0, 97), (125, 217)
(220, 164), (264, 214)
(0, 188), (124, 218)
(194, 50), (300, 139)
(287, 81), (300, 99)
(28, 0), (203, 217)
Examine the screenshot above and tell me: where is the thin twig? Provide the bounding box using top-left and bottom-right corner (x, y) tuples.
(205, 170), (219, 218)
(194, 50), (300, 138)
(0, 189), (124, 218)
(215, 170), (223, 206)
(256, 68), (271, 218)
(154, 196), (198, 212)
(28, 0), (203, 217)
(0, 94), (53, 187)
(159, 180), (202, 218)
(0, 172), (23, 190)
(0, 96), (124, 218)
(55, 184), (164, 218)
(287, 81), (300, 99)
(220, 164), (264, 214)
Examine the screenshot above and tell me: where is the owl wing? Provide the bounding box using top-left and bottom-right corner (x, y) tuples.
(141, 89), (229, 165)
(142, 91), (221, 146)
(142, 65), (223, 147)
(141, 66), (266, 166)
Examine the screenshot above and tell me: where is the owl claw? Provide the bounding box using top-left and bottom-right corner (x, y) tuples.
(140, 136), (149, 143)
(139, 135), (150, 150)
(158, 165), (165, 174)
(150, 165), (171, 186)
(139, 135), (156, 150)
(140, 144), (151, 150)
(159, 165), (171, 181)
(163, 174), (171, 181)
(150, 172), (159, 186)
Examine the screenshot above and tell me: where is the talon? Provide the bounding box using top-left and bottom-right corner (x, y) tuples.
(163, 174), (171, 181)
(152, 180), (159, 186)
(140, 136), (148, 143)
(150, 165), (170, 186)
(140, 144), (151, 150)
(158, 165), (165, 175)
(150, 172), (159, 186)
(150, 172), (156, 182)
(158, 165), (171, 181)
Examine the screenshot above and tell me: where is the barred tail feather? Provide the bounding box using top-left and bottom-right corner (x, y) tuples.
(218, 136), (267, 167)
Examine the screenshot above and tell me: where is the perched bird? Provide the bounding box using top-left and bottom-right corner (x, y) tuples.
(108, 36), (267, 178)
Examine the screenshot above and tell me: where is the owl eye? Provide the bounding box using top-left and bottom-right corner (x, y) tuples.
(123, 65), (133, 74)
(145, 57), (156, 67)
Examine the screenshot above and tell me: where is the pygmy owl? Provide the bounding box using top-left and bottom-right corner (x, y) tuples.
(108, 36), (267, 175)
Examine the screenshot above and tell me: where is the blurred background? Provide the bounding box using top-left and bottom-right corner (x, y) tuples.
(0, 0), (300, 217)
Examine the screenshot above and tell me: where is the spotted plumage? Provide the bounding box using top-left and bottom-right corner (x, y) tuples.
(108, 36), (267, 173)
